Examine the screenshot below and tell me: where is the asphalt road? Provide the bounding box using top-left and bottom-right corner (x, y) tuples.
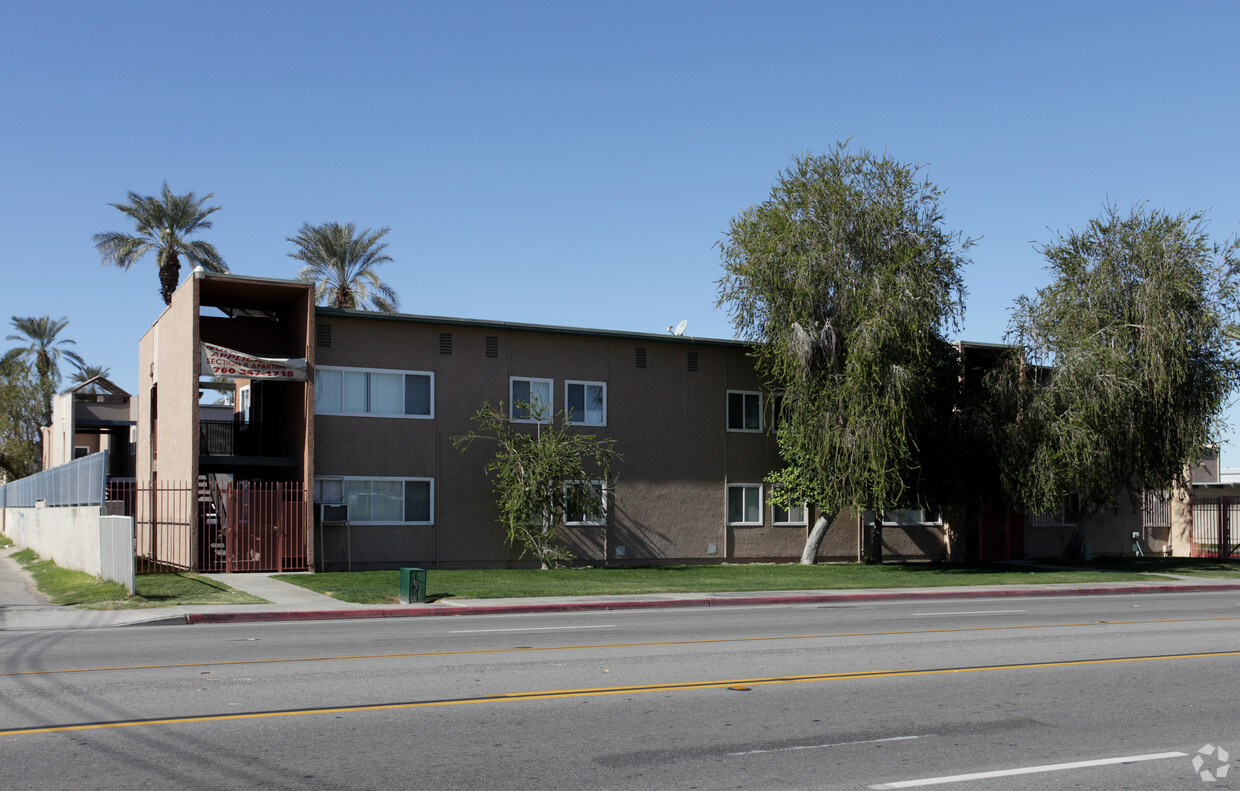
(2, 591), (1239, 790)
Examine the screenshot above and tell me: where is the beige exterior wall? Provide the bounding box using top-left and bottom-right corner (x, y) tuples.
(137, 279), (200, 485)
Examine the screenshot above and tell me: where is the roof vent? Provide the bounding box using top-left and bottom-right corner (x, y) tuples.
(635, 347), (647, 369)
(687, 351), (699, 372)
(485, 336), (499, 358)
(439, 332), (453, 355)
(316, 324), (332, 348)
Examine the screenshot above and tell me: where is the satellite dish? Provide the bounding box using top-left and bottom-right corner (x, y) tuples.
(672, 319), (688, 337)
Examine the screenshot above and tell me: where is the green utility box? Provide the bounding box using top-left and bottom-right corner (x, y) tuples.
(400, 567), (427, 604)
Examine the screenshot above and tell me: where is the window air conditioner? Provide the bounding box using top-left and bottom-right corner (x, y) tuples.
(319, 503), (349, 523)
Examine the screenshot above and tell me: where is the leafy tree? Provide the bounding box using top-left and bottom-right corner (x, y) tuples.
(1001, 205), (1240, 553)
(94, 182), (228, 305)
(0, 357), (44, 480)
(453, 401), (621, 569)
(717, 144), (973, 563)
(289, 222), (399, 312)
(3, 316), (83, 444)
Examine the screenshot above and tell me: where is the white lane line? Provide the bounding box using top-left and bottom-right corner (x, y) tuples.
(913, 610), (1027, 616)
(449, 625), (616, 634)
(729, 734), (925, 756)
(868, 751), (1188, 789)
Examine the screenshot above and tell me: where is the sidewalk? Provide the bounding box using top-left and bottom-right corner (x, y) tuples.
(4, 548), (1240, 630)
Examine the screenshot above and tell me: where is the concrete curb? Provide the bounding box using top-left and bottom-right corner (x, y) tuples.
(183, 582), (1240, 625)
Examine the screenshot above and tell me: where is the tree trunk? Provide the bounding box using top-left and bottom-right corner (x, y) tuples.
(861, 516), (884, 564)
(158, 254), (181, 306)
(800, 511), (837, 565)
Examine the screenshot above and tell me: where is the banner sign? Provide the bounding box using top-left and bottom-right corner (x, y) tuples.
(200, 343), (308, 380)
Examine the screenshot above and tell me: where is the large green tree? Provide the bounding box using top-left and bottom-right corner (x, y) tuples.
(0, 357), (43, 480)
(717, 144), (973, 563)
(94, 183), (228, 305)
(453, 400), (621, 569)
(289, 222), (400, 312)
(1001, 205), (1240, 552)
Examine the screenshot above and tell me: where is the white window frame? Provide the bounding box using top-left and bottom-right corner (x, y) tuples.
(238, 384), (252, 422)
(564, 380), (607, 426)
(564, 479), (607, 526)
(315, 366), (435, 419)
(510, 376), (554, 423)
(314, 476), (435, 525)
(772, 499), (808, 526)
(727, 483), (764, 526)
(726, 390), (763, 432)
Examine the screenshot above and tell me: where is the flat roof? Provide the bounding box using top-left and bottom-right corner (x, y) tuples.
(315, 306), (751, 348)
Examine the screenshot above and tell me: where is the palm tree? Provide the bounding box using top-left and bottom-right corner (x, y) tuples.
(288, 222), (400, 312)
(4, 316), (84, 452)
(4, 316), (83, 383)
(68, 362), (112, 392)
(94, 182), (228, 305)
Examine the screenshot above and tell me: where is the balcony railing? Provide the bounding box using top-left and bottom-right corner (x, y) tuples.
(199, 420), (261, 456)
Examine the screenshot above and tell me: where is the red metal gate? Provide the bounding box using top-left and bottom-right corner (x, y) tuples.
(200, 482), (308, 572)
(1190, 497), (1239, 559)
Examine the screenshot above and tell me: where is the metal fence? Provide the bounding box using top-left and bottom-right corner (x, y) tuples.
(0, 451), (108, 508)
(107, 480), (308, 574)
(1190, 497), (1240, 559)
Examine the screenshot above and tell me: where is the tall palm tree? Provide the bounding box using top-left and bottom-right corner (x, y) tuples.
(4, 316), (83, 384)
(288, 222), (400, 312)
(94, 182), (228, 305)
(4, 316), (84, 453)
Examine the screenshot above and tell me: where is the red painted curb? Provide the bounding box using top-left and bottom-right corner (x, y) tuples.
(183, 582), (1240, 625)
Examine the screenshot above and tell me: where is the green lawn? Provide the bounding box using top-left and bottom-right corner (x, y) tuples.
(9, 548), (266, 608)
(273, 562), (1168, 604)
(1034, 556), (1240, 579)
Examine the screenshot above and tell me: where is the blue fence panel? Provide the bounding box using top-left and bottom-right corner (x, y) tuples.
(0, 451), (108, 507)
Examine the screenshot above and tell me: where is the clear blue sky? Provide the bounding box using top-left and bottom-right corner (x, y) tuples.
(4, 1), (1240, 460)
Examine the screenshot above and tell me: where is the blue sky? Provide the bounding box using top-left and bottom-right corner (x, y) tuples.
(4, 1), (1240, 459)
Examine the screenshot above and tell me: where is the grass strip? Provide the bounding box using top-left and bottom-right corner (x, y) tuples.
(273, 562), (1170, 604)
(9, 549), (266, 608)
(1034, 556), (1240, 579)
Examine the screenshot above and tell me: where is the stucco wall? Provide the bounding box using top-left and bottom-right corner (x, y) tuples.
(4, 504), (103, 576)
(312, 315), (832, 569)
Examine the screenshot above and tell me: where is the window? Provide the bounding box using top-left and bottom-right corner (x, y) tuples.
(564, 480), (607, 526)
(564, 380), (606, 426)
(727, 391), (762, 432)
(510, 377), (553, 422)
(1028, 494), (1081, 527)
(772, 500), (808, 526)
(727, 484), (763, 525)
(314, 477), (433, 524)
(863, 508), (942, 526)
(73, 446), (90, 459)
(315, 366), (433, 418)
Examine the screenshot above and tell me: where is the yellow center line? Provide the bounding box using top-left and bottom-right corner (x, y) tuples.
(4, 649), (1240, 737)
(3, 615), (1239, 678)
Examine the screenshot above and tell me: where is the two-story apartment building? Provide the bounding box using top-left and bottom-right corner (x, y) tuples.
(137, 271), (877, 571)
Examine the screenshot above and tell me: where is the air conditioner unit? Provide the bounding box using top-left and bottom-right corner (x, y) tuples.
(319, 503), (349, 523)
